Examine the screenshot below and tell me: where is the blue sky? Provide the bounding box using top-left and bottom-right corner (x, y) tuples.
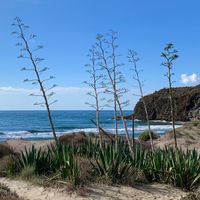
(0, 0), (200, 110)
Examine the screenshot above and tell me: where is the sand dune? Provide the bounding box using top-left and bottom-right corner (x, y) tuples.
(0, 178), (186, 200)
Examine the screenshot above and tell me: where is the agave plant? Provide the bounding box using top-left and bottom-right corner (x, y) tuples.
(92, 144), (132, 183)
(146, 147), (200, 190)
(60, 150), (80, 186)
(48, 144), (81, 185)
(79, 138), (100, 159)
(130, 145), (148, 170)
(9, 146), (55, 175)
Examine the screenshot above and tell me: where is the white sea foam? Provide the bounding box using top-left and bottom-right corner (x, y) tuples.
(0, 124), (183, 141)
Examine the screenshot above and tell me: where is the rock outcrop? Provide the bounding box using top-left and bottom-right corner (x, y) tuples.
(132, 85), (200, 122)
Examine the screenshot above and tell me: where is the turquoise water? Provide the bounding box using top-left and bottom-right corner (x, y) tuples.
(0, 110), (182, 142)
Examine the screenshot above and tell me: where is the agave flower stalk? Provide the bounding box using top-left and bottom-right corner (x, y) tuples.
(12, 17), (58, 142)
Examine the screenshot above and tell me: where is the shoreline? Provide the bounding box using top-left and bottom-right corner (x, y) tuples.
(0, 121), (184, 143)
(1, 122), (199, 153)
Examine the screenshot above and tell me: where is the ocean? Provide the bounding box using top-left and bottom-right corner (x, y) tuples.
(0, 110), (182, 142)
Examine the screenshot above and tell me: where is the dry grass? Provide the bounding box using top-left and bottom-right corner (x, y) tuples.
(0, 144), (14, 159)
(0, 156), (12, 177)
(78, 157), (94, 184)
(0, 144), (16, 177)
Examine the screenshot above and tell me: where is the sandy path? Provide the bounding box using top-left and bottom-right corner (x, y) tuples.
(0, 178), (186, 200)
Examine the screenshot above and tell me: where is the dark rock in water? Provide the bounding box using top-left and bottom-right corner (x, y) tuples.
(131, 85), (200, 122)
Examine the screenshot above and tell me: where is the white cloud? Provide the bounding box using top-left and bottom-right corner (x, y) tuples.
(0, 86), (35, 94)
(0, 86), (92, 110)
(54, 87), (91, 94)
(0, 86), (90, 94)
(0, 86), (136, 110)
(180, 73), (200, 85)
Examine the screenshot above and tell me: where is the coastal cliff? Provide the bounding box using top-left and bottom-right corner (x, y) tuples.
(132, 84), (200, 122)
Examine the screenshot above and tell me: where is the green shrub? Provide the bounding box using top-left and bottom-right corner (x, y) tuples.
(146, 147), (200, 190)
(10, 144), (81, 186)
(91, 144), (132, 184)
(138, 130), (160, 141)
(51, 144), (81, 185)
(7, 141), (200, 190)
(60, 151), (80, 186)
(8, 146), (56, 176)
(130, 145), (148, 170)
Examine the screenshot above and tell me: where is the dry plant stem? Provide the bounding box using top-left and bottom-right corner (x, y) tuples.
(90, 119), (114, 143)
(92, 57), (103, 147)
(143, 99), (154, 151)
(129, 50), (154, 152)
(111, 35), (119, 141)
(161, 44), (178, 150)
(16, 20), (58, 143)
(131, 115), (135, 148)
(85, 47), (103, 147)
(116, 97), (134, 154)
(97, 36), (134, 155)
(167, 62), (177, 149)
(138, 84), (154, 152)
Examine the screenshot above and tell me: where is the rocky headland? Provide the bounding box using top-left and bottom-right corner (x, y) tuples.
(131, 84), (200, 122)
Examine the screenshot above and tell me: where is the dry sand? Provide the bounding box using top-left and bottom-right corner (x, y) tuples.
(0, 177), (186, 200)
(155, 123), (200, 153)
(5, 139), (54, 153)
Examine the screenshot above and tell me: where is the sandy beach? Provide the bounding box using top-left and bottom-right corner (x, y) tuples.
(0, 177), (187, 200)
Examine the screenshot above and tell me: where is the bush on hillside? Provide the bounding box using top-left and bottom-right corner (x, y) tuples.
(138, 130), (160, 142)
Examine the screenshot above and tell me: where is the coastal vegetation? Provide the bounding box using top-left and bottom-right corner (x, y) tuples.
(83, 31), (181, 157)
(83, 46), (104, 147)
(138, 130), (160, 142)
(94, 32), (133, 154)
(0, 17), (198, 199)
(0, 138), (199, 191)
(128, 49), (155, 152)
(12, 17), (58, 143)
(161, 43), (179, 149)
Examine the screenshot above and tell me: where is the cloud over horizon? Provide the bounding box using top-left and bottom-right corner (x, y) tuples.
(0, 86), (136, 110)
(0, 86), (92, 110)
(180, 73), (200, 85)
(0, 86), (91, 94)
